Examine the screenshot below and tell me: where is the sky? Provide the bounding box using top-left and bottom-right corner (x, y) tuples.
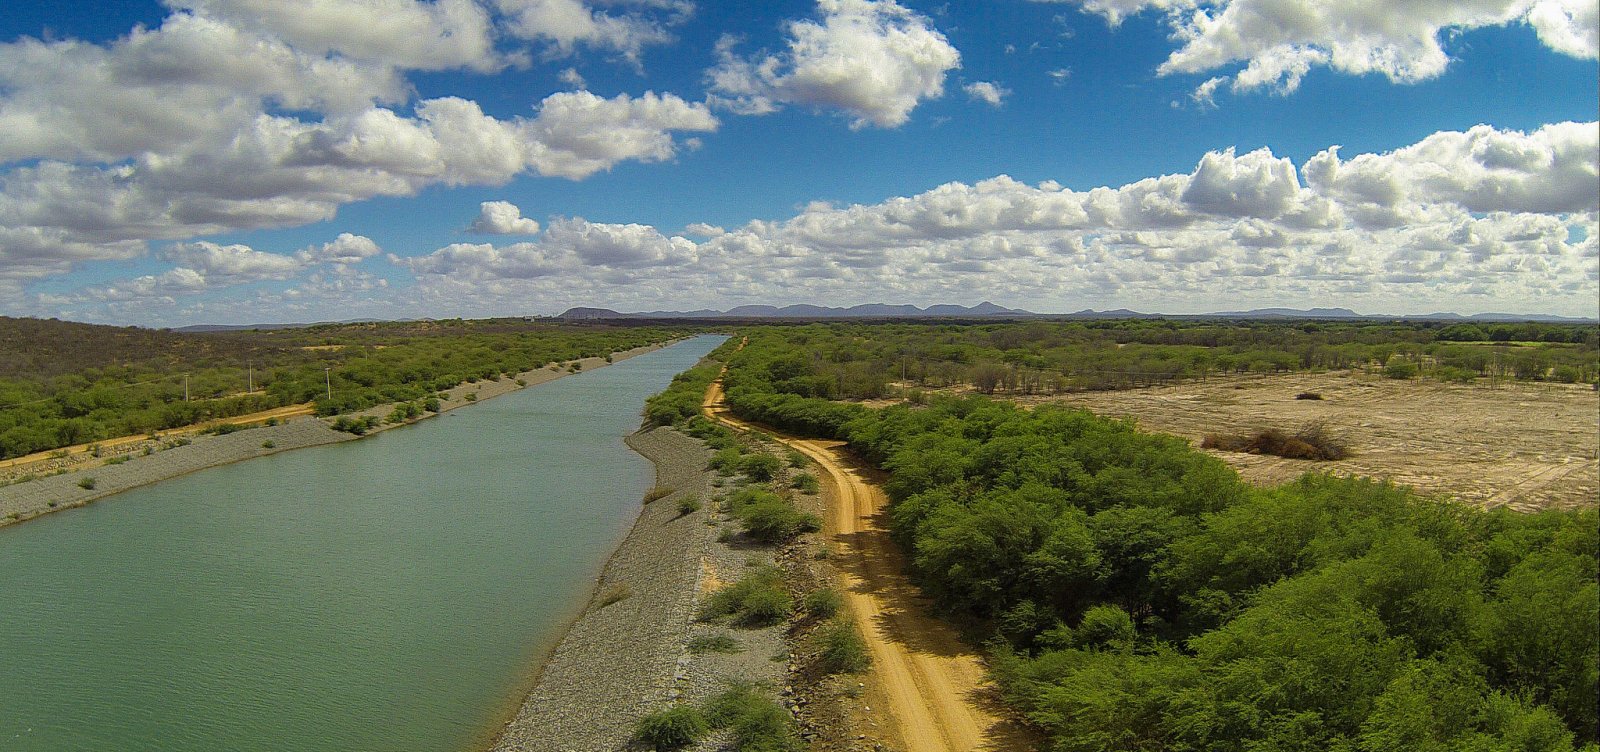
(0, 0), (1595, 326)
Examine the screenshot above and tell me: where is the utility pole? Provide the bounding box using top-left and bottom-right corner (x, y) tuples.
(325, 367), (332, 401)
(184, 373), (189, 402)
(247, 361), (253, 394)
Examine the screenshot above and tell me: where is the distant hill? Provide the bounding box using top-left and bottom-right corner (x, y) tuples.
(165, 306), (1598, 329)
(0, 316), (285, 380)
(1205, 307), (1362, 319)
(1198, 308), (1596, 323)
(556, 302), (1033, 319)
(555, 307), (629, 321)
(172, 318), (393, 332)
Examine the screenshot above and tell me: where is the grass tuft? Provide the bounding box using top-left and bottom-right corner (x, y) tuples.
(687, 633), (742, 654)
(817, 617), (871, 674)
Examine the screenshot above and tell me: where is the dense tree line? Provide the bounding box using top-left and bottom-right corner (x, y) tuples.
(0, 317), (689, 458)
(706, 326), (1598, 751)
(710, 321), (1598, 402)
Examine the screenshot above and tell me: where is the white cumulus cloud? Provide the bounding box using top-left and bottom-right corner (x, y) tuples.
(495, 0), (688, 63)
(707, 0), (962, 129)
(1045, 0), (1598, 96)
(169, 0), (505, 71)
(963, 81), (1009, 106)
(298, 233), (383, 264)
(0, 3), (718, 286)
(386, 122), (1598, 319)
(469, 201), (543, 234)
(164, 241), (305, 281)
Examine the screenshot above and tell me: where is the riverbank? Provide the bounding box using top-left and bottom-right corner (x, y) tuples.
(0, 341), (674, 530)
(489, 422), (805, 752)
(489, 426), (719, 751)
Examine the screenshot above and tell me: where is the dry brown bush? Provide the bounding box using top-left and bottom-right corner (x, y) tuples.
(1202, 422), (1348, 461)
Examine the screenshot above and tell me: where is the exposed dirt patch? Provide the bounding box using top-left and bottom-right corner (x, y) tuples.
(1006, 371), (1597, 512)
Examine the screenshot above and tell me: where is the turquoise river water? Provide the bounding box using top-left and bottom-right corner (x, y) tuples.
(0, 335), (725, 752)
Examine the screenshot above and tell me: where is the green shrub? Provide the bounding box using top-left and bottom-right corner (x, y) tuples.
(740, 499), (820, 544)
(77, 477), (97, 490)
(803, 587), (844, 618)
(790, 472), (820, 494)
(817, 617), (871, 674)
(739, 453), (782, 481)
(1384, 360), (1418, 379)
(633, 705), (708, 751)
(1434, 365), (1478, 384)
(709, 446), (744, 475)
(677, 495), (703, 517)
(704, 684), (801, 752)
(723, 489), (819, 543)
(261, 440), (276, 449)
(331, 415), (381, 435)
(104, 456), (129, 465)
(687, 633), (742, 654)
(1072, 604), (1137, 650)
(700, 566), (791, 626)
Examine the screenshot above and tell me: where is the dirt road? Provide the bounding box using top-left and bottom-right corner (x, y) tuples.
(703, 378), (1020, 752)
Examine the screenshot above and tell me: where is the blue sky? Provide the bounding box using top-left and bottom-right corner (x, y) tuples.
(0, 0), (1595, 325)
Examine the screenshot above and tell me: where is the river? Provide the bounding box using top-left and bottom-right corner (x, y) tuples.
(0, 335), (725, 752)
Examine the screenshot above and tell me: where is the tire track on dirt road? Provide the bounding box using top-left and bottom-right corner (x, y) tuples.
(703, 376), (1025, 752)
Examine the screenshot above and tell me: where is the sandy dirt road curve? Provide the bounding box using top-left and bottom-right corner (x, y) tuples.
(703, 377), (1025, 752)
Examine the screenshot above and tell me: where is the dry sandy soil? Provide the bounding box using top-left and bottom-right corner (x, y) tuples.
(1002, 371), (1597, 512)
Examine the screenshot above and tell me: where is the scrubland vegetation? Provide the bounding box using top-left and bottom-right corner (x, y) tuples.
(712, 320), (1598, 403)
(708, 324), (1598, 751)
(635, 683), (801, 752)
(0, 317), (684, 458)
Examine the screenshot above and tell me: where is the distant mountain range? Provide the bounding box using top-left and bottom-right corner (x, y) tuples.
(161, 306), (1595, 330)
(171, 318), (393, 332)
(557, 304), (1595, 323)
(559, 302), (1028, 320)
(1198, 308), (1596, 323)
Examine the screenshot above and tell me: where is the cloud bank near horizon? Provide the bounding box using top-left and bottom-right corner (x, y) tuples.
(39, 121), (1599, 324)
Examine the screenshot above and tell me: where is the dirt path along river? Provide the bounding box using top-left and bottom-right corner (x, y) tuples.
(702, 377), (1020, 752)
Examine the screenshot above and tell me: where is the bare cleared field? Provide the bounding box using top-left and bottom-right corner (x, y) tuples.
(1006, 371), (1597, 512)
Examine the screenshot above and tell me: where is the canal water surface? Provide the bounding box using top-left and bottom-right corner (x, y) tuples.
(0, 335), (725, 751)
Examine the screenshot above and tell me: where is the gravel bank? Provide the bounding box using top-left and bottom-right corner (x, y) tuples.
(491, 426), (720, 752)
(0, 342), (672, 530)
(489, 424), (805, 752)
(0, 418), (352, 526)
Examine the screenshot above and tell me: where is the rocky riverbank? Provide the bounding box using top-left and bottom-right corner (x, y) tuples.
(489, 423), (804, 752)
